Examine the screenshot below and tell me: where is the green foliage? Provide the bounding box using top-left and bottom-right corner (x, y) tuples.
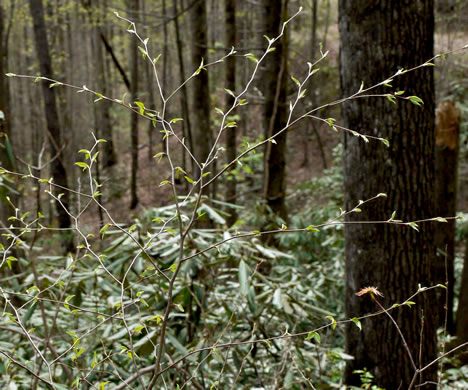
(2, 2), (467, 388)
(440, 362), (468, 389)
(0, 188), (354, 388)
(351, 368), (386, 390)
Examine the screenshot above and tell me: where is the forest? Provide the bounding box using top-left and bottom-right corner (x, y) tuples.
(0, 0), (467, 389)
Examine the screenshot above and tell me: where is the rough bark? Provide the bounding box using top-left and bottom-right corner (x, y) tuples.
(339, 1), (437, 387)
(262, 0), (288, 222)
(29, 0), (73, 251)
(434, 101), (460, 333)
(456, 239), (468, 359)
(0, 1), (15, 234)
(0, 2), (12, 173)
(129, 0), (139, 209)
(190, 0), (211, 181)
(225, 0), (237, 225)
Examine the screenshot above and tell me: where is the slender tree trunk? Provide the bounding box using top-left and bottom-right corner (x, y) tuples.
(225, 0), (237, 225)
(129, 0), (139, 209)
(262, 0), (288, 222)
(93, 0), (116, 169)
(174, 0), (193, 177)
(162, 0), (168, 97)
(190, 0), (211, 181)
(322, 0), (331, 48)
(310, 0), (317, 57)
(29, 0), (73, 251)
(65, 6), (77, 189)
(141, 0), (154, 161)
(434, 101), (460, 333)
(340, 1), (437, 387)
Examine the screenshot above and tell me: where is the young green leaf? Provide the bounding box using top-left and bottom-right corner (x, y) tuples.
(100, 224), (110, 239)
(351, 317), (362, 331)
(305, 225), (320, 232)
(224, 88), (235, 97)
(378, 138), (390, 147)
(407, 96), (424, 106)
(291, 75), (301, 87)
(386, 95), (397, 104)
(406, 222), (419, 232)
(75, 162), (89, 171)
(326, 315), (337, 329)
(305, 330), (321, 344)
(135, 101), (145, 115)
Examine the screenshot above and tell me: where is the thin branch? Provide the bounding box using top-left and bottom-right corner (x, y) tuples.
(0, 351), (55, 389)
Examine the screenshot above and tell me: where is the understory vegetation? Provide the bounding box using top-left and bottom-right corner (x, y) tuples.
(1, 1), (468, 389)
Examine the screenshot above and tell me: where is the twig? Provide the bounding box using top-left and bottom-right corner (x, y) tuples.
(0, 351), (55, 389)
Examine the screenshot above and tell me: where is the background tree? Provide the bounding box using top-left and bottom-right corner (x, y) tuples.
(262, 0), (289, 222)
(190, 0), (211, 181)
(434, 100), (460, 333)
(129, 0), (139, 209)
(225, 0), (237, 226)
(0, 0), (16, 250)
(456, 238), (468, 363)
(0, 1), (13, 178)
(339, 0), (437, 387)
(87, 0), (116, 169)
(171, 0), (193, 177)
(0, 1), (12, 174)
(29, 0), (73, 250)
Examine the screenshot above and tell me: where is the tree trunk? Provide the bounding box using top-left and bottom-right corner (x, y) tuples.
(0, 1), (15, 237)
(29, 0), (73, 251)
(310, 0), (317, 58)
(434, 101), (460, 333)
(456, 238), (468, 361)
(0, 2), (12, 173)
(262, 0), (288, 222)
(174, 0), (193, 175)
(190, 0), (211, 182)
(129, 0), (139, 210)
(225, 0), (237, 226)
(92, 0), (116, 169)
(339, 1), (437, 387)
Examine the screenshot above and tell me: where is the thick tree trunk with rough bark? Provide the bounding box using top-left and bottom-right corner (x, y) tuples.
(262, 0), (288, 222)
(29, 0), (73, 250)
(339, 1), (437, 387)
